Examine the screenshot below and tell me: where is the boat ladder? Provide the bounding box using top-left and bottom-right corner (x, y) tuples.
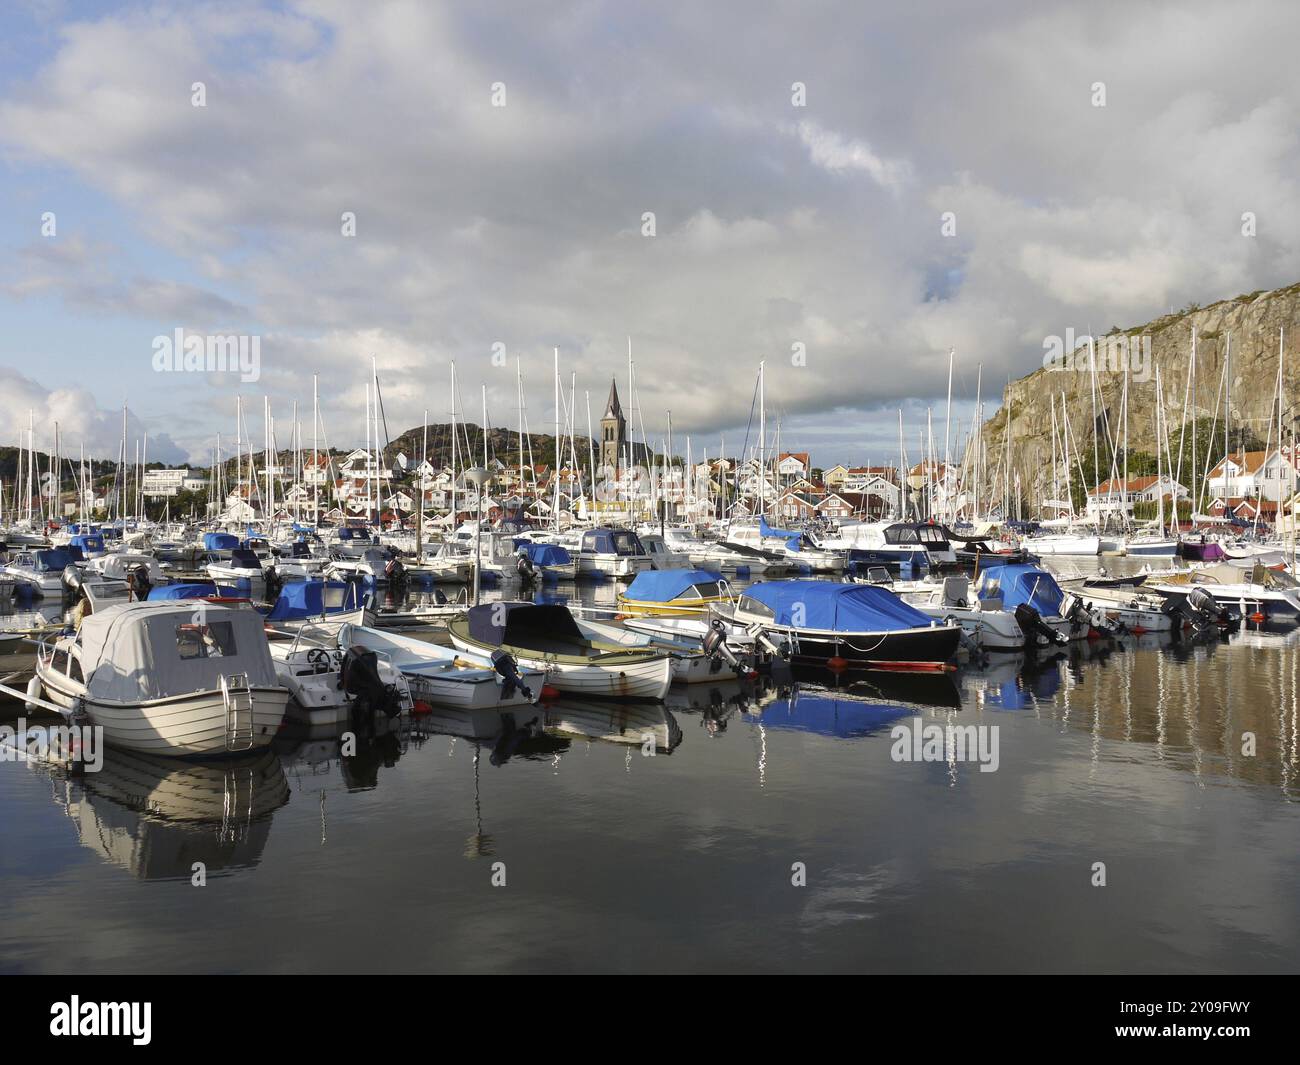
(221, 672), (255, 752)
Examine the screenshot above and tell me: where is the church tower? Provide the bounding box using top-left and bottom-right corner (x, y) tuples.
(600, 378), (626, 471)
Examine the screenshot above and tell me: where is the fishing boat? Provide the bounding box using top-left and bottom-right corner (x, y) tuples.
(29, 600), (288, 756)
(714, 580), (961, 670)
(336, 624), (545, 710)
(572, 527), (655, 579)
(615, 568), (731, 616)
(448, 602), (673, 700)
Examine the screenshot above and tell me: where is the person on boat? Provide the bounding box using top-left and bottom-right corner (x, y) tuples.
(70, 589), (92, 632)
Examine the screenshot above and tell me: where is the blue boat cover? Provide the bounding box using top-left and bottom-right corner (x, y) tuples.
(263, 580), (359, 621)
(976, 564), (1064, 615)
(624, 568), (718, 602)
(203, 532), (239, 552)
(148, 582), (220, 600)
(759, 516), (802, 542)
(514, 541), (573, 566)
(742, 580), (931, 631)
(34, 548), (75, 572)
(70, 533), (105, 553)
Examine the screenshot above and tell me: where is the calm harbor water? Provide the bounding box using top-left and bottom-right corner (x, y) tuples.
(2, 570), (1299, 974)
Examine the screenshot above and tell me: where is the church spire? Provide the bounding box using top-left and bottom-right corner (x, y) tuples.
(604, 378), (623, 420)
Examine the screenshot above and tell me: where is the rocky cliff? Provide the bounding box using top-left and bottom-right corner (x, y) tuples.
(982, 281), (1300, 508)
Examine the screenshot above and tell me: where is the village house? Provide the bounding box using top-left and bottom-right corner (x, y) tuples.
(1085, 474), (1189, 520)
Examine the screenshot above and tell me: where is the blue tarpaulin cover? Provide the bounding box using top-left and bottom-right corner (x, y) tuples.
(34, 548), (74, 572)
(148, 582), (220, 600)
(624, 568), (718, 602)
(759, 517), (801, 541)
(514, 541), (573, 566)
(976, 564), (1064, 615)
(263, 580), (358, 621)
(742, 580), (931, 631)
(70, 534), (105, 553)
(203, 532), (239, 552)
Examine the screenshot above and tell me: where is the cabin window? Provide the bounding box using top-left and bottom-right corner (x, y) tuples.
(611, 531), (641, 555)
(51, 649), (70, 674)
(176, 621), (237, 660)
(737, 595), (775, 620)
(68, 655), (84, 684)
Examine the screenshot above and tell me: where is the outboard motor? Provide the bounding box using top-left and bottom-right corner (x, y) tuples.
(516, 550), (537, 584)
(702, 618), (750, 676)
(126, 563), (153, 601)
(61, 564), (83, 603)
(1062, 592), (1122, 639)
(338, 645), (405, 722)
(1014, 603), (1068, 648)
(262, 564), (285, 603)
(490, 649), (533, 702)
(1181, 586), (1232, 632)
(385, 556), (409, 597)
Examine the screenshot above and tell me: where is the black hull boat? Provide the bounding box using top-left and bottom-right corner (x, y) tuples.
(775, 625), (961, 669)
(719, 579), (961, 673)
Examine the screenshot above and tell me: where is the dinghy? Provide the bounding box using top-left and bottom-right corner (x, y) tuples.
(448, 602), (673, 700)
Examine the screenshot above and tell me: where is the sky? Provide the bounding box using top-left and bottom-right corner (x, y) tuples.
(1, 0), (1298, 469)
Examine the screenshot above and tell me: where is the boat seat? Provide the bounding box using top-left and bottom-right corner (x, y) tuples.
(941, 576), (970, 608)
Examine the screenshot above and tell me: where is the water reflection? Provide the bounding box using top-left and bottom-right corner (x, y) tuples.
(45, 748), (288, 880)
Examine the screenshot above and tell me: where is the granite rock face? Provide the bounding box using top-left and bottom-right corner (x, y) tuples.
(982, 282), (1300, 506)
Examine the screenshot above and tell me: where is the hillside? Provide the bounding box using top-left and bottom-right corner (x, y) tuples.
(982, 281), (1300, 508)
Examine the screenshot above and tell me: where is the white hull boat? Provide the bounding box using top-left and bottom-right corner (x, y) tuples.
(29, 601), (288, 757)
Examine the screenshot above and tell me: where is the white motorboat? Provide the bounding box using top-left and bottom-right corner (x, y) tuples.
(29, 600), (288, 756)
(572, 527), (655, 579)
(571, 616), (735, 683)
(337, 623), (545, 710)
(1144, 561), (1300, 619)
(4, 547), (79, 597)
(1058, 583), (1175, 633)
(637, 531), (693, 570)
(895, 574), (1036, 652)
(266, 624), (412, 725)
(206, 548), (267, 590)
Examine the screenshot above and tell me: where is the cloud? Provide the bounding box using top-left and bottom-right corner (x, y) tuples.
(0, 0), (1297, 464)
(0, 367), (187, 463)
